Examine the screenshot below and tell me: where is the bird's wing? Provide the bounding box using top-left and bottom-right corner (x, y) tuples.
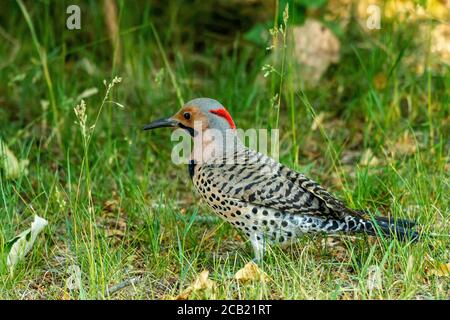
(200, 151), (358, 218)
(277, 164), (357, 216)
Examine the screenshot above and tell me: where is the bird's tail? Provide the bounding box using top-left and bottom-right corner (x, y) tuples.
(358, 215), (420, 242)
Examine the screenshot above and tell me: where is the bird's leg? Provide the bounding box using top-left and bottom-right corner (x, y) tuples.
(249, 233), (265, 264)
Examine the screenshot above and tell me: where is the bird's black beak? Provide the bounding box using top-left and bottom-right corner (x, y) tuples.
(143, 117), (179, 130)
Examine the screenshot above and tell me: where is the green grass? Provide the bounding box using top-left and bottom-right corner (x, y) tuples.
(0, 1), (448, 299)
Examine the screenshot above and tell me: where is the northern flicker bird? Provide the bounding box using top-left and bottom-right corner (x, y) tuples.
(144, 98), (419, 262)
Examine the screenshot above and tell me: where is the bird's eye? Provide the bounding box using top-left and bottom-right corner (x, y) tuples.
(183, 112), (191, 120)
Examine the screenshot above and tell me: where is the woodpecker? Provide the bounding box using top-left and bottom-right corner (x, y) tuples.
(144, 98), (419, 262)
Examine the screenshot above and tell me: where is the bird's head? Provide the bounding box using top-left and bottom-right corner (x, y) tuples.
(143, 98), (236, 136)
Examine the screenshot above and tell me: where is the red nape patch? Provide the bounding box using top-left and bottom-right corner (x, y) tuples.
(209, 107), (236, 129)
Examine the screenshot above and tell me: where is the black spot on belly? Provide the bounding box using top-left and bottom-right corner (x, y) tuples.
(348, 219), (355, 229)
(236, 210), (241, 215)
(281, 221), (288, 227)
(331, 220), (339, 230)
(262, 210), (268, 216)
(252, 207), (258, 214)
(364, 222), (374, 232)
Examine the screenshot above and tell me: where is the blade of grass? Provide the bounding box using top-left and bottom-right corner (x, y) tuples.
(16, 0), (62, 150)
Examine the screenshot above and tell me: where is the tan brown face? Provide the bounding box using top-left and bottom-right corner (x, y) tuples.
(171, 105), (209, 131)
(143, 104), (210, 134)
